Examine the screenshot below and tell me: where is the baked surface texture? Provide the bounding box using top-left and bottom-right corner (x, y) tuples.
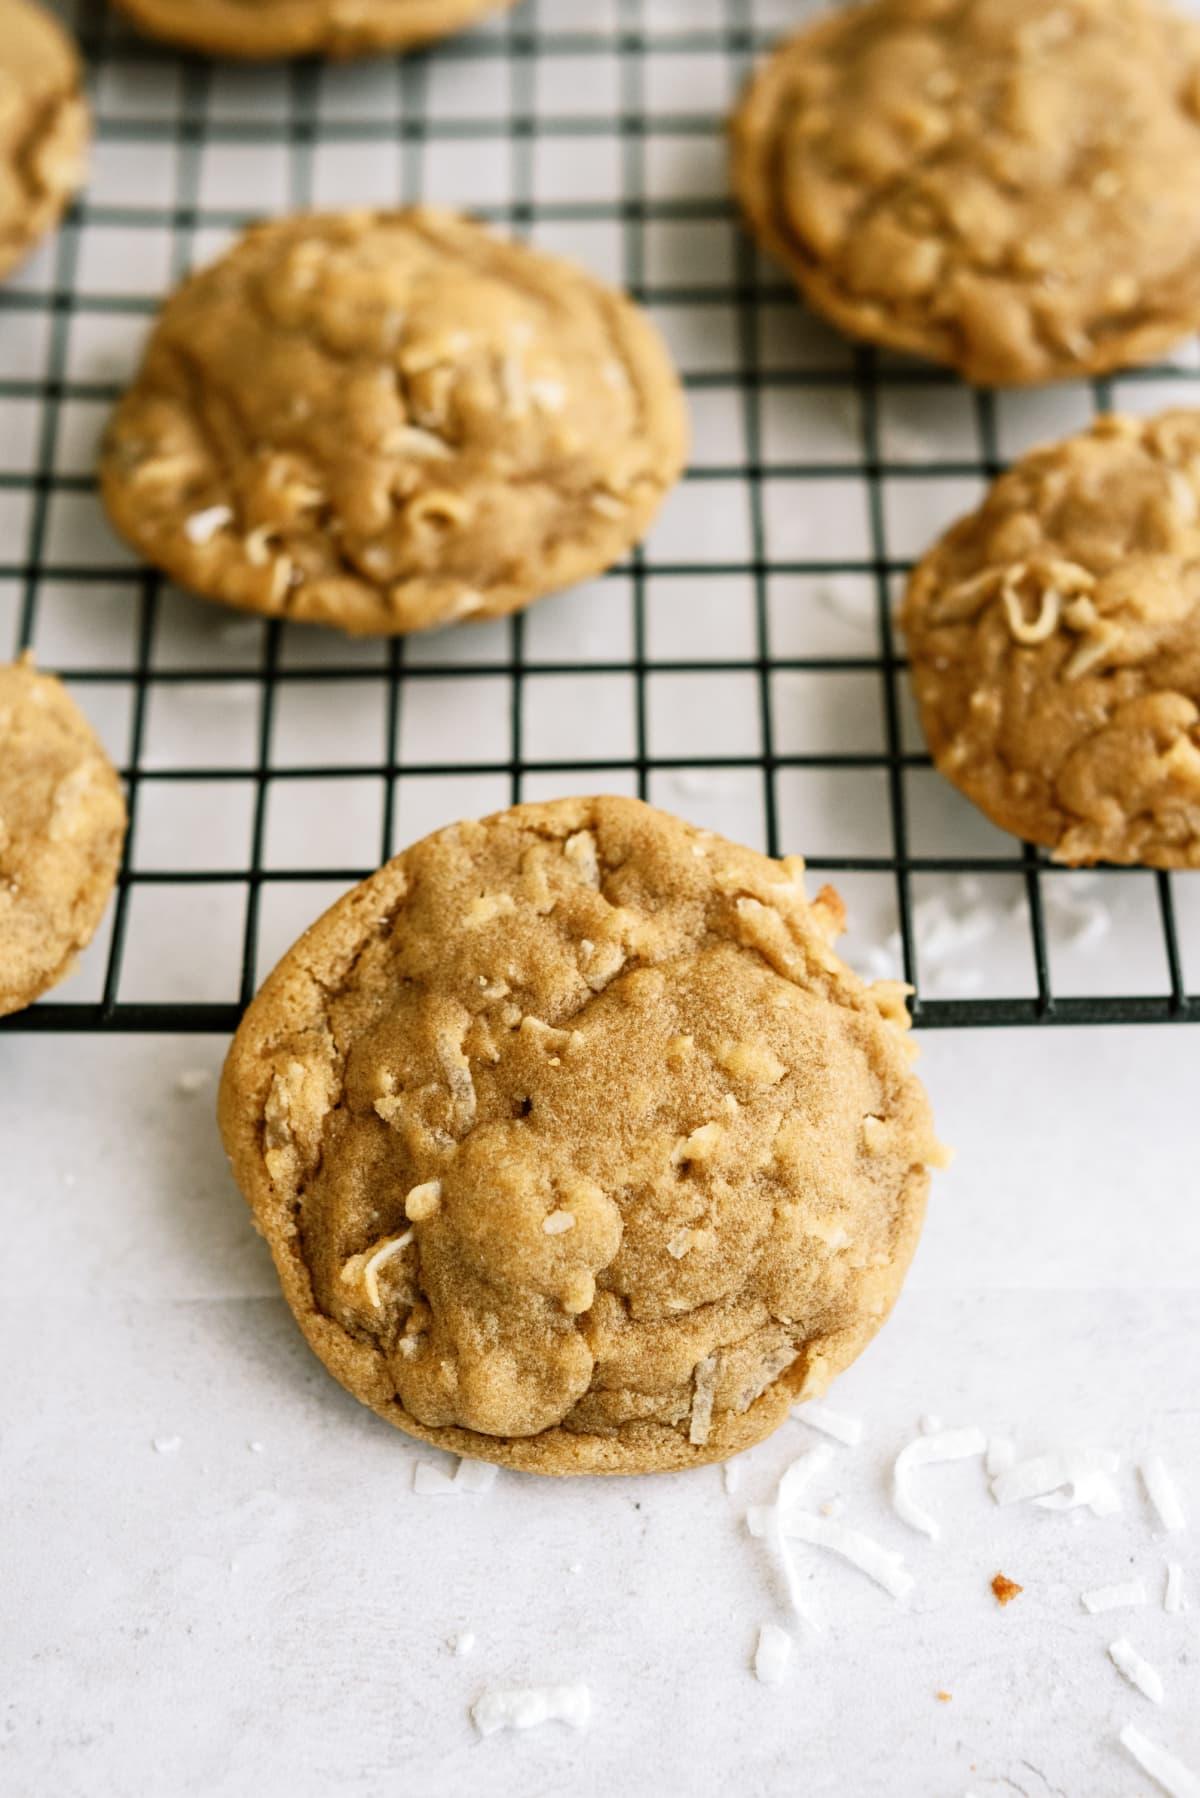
(0, 0), (89, 281)
(110, 0), (518, 58)
(731, 0), (1200, 385)
(903, 412), (1200, 868)
(99, 209), (688, 635)
(0, 660), (127, 1018)
(219, 796), (944, 1476)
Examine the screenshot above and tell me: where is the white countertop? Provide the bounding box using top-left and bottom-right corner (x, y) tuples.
(3, 1024), (1197, 1797)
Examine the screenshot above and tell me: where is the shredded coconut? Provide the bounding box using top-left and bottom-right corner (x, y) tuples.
(777, 1512), (915, 1602)
(152, 1435), (181, 1455)
(413, 1460), (457, 1496)
(1119, 1724), (1200, 1798)
(472, 1684), (591, 1737)
(1109, 1637), (1165, 1705)
(723, 1460), (742, 1496)
(986, 1436), (1015, 1477)
(413, 1456), (495, 1496)
(792, 1402), (864, 1446)
(1082, 1579), (1147, 1615)
(449, 1631), (476, 1657)
(183, 504), (233, 545)
(920, 1414), (943, 1436)
(542, 1210), (575, 1235)
(992, 1449), (1121, 1516)
(174, 1068), (211, 1095)
(891, 1426), (987, 1540)
(1165, 1562), (1186, 1615)
(749, 1444), (832, 1622)
(1142, 1457), (1188, 1534)
(689, 1356), (719, 1446)
(754, 1623), (793, 1687)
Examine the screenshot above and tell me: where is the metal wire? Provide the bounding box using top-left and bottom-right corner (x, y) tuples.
(2, 0), (1197, 1032)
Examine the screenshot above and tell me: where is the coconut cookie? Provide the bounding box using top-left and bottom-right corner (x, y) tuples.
(99, 210), (687, 636)
(112, 0), (517, 58)
(731, 0), (1200, 386)
(903, 412), (1200, 868)
(0, 659), (126, 1018)
(0, 0), (89, 282)
(219, 796), (946, 1477)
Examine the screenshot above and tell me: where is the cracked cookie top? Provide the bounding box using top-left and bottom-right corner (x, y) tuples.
(0, 0), (89, 281)
(218, 796), (945, 1476)
(0, 659), (127, 1018)
(111, 0), (518, 58)
(731, 0), (1200, 385)
(99, 209), (688, 636)
(903, 411), (1200, 867)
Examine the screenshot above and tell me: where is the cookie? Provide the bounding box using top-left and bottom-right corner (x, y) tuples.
(111, 0), (517, 58)
(0, 0), (89, 282)
(99, 209), (688, 637)
(0, 659), (127, 1018)
(903, 411), (1200, 868)
(731, 0), (1200, 386)
(219, 796), (945, 1476)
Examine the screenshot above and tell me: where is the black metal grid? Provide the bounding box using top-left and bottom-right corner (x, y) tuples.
(2, 0), (1198, 1033)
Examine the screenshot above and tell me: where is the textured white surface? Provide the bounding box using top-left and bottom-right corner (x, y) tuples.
(2, 1027), (1198, 1795)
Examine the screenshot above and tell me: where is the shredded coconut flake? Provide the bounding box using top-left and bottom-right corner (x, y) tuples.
(792, 1402), (864, 1446)
(174, 1068), (211, 1096)
(413, 1460), (457, 1496)
(723, 1460), (742, 1495)
(920, 1413), (943, 1435)
(778, 1512), (915, 1602)
(1165, 1562), (1185, 1615)
(689, 1355), (719, 1446)
(542, 1210), (575, 1235)
(992, 1449), (1121, 1516)
(183, 504), (233, 545)
(1109, 1637), (1165, 1705)
(1082, 1579), (1147, 1615)
(892, 1426), (987, 1541)
(1142, 1457), (1188, 1534)
(454, 1459), (497, 1495)
(986, 1436), (1016, 1477)
(1119, 1724), (1200, 1798)
(472, 1683), (591, 1737)
(754, 1623), (793, 1687)
(449, 1631), (476, 1657)
(152, 1435), (181, 1456)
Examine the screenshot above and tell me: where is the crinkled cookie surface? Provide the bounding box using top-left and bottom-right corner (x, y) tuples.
(219, 797), (945, 1475)
(100, 209), (687, 636)
(904, 411), (1200, 867)
(111, 0), (518, 58)
(0, 660), (127, 1018)
(732, 0), (1200, 385)
(0, 0), (89, 281)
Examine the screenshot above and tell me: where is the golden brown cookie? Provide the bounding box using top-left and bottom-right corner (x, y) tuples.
(219, 796), (945, 1477)
(903, 412), (1200, 868)
(111, 0), (518, 58)
(0, 0), (89, 282)
(0, 658), (127, 1018)
(99, 209), (688, 637)
(731, 0), (1200, 386)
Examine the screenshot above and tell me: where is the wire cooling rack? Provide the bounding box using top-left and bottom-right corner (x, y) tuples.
(2, 0), (1199, 1033)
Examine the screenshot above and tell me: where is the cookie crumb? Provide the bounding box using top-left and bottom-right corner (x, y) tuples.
(936, 1690), (952, 1703)
(991, 1573), (1023, 1607)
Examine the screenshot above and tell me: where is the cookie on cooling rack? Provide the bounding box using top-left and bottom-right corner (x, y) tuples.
(99, 209), (688, 637)
(0, 0), (89, 281)
(0, 658), (127, 1018)
(111, 0), (518, 57)
(731, 0), (1200, 386)
(219, 795), (947, 1476)
(903, 411), (1200, 868)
